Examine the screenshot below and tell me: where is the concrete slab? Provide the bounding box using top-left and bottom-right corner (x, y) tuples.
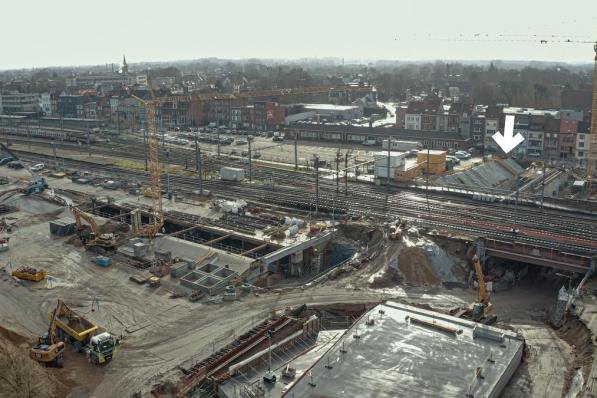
(219, 302), (523, 398)
(153, 236), (253, 276)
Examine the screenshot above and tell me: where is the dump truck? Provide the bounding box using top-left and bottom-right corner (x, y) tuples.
(12, 266), (47, 282)
(51, 300), (121, 364)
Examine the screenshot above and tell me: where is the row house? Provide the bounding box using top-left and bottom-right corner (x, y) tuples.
(254, 101), (285, 131)
(447, 102), (473, 137)
(230, 106), (242, 129)
(58, 94), (97, 118)
(208, 98), (233, 125)
(559, 118), (578, 163)
(526, 115), (547, 158)
(404, 101), (424, 130)
(116, 97), (147, 130)
(40, 93), (59, 116)
(420, 99), (442, 131)
(575, 121), (591, 166)
(470, 113), (485, 145)
(160, 97), (192, 128)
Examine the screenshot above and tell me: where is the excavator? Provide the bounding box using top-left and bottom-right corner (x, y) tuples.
(70, 205), (117, 249)
(30, 301), (66, 368)
(451, 254), (496, 324)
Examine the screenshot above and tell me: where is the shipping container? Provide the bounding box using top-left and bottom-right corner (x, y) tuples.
(382, 140), (421, 151)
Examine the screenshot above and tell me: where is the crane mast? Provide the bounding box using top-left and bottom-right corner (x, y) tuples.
(145, 99), (163, 236)
(132, 83), (164, 237)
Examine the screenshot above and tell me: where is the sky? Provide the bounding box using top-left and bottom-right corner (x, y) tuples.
(1, 0), (596, 70)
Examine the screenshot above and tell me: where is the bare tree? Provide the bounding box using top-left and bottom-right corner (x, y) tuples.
(0, 339), (55, 398)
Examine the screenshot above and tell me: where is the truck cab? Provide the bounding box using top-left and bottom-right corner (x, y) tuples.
(88, 332), (121, 364)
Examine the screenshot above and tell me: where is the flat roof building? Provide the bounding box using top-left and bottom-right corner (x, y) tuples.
(218, 301), (524, 398)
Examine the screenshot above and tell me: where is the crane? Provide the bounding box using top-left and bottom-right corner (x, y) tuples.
(70, 205), (117, 248)
(470, 254), (494, 321)
(30, 300), (66, 368)
(131, 81), (164, 237)
(450, 254), (496, 324)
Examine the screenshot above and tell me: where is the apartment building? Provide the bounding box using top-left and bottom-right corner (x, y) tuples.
(0, 92), (40, 114)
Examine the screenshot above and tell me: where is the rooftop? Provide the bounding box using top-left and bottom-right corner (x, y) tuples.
(219, 302), (523, 398)
(303, 104), (360, 111)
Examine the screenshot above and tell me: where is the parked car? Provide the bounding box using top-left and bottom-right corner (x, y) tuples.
(455, 150), (471, 160)
(446, 156), (461, 164)
(0, 157), (16, 166)
(30, 163), (45, 172)
(235, 139), (248, 145)
(7, 161), (24, 169)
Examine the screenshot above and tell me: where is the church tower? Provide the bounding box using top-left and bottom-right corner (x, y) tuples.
(121, 55), (129, 74)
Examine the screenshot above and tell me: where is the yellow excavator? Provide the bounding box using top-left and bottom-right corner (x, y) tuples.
(70, 205), (117, 248)
(30, 301), (66, 368)
(452, 254), (496, 324)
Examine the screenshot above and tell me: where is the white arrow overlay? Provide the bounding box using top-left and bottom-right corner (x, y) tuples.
(492, 114), (524, 154)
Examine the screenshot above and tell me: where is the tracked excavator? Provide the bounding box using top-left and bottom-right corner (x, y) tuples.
(30, 301), (66, 368)
(70, 205), (117, 248)
(451, 254), (496, 324)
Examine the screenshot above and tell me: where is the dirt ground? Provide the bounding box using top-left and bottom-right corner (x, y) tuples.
(0, 177), (594, 397)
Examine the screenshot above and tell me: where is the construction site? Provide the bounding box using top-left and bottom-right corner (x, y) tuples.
(1, 19), (597, 398)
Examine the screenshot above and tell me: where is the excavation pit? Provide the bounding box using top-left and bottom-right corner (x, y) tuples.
(198, 263), (219, 274)
(214, 267), (235, 279)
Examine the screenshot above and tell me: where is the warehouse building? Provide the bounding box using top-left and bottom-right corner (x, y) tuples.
(303, 103), (362, 120)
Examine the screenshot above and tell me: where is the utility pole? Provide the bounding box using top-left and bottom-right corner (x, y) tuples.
(294, 133), (298, 171)
(52, 142), (58, 169)
(512, 188), (520, 233)
(386, 136), (391, 190)
(217, 128), (221, 158)
(315, 156), (320, 216)
(336, 151), (340, 195)
(541, 154), (547, 209)
(86, 127), (91, 158)
(143, 127), (149, 172)
(248, 138), (252, 183)
(194, 133), (200, 172)
(198, 147), (203, 195)
(344, 152), (349, 194)
(426, 146), (430, 213)
(166, 149), (171, 197)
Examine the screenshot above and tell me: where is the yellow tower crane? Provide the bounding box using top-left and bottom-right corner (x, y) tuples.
(132, 83), (164, 237)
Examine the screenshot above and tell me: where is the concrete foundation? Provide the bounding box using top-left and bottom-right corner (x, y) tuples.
(219, 302), (524, 398)
(180, 264), (238, 294)
(170, 260), (194, 278)
(49, 218), (76, 236)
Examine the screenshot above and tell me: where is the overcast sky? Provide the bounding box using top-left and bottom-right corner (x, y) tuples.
(2, 0), (596, 70)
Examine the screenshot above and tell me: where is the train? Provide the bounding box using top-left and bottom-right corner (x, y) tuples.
(0, 126), (99, 143)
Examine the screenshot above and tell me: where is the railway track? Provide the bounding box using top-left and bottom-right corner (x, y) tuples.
(7, 140), (597, 256)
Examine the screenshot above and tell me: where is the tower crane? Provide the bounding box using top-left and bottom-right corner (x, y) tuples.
(132, 82), (164, 237)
